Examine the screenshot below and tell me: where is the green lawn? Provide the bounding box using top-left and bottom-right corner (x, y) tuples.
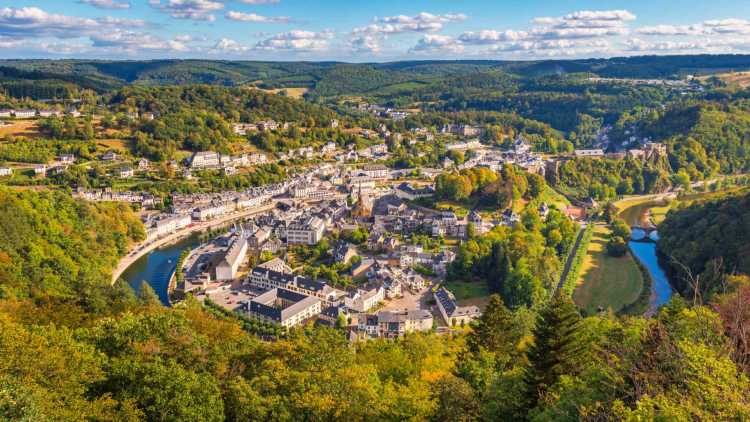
(573, 224), (644, 315)
(443, 281), (490, 301)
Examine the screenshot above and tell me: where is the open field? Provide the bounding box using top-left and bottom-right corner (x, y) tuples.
(697, 71), (750, 88)
(443, 281), (490, 301)
(0, 120), (41, 138)
(258, 87), (309, 99)
(97, 139), (131, 152)
(573, 224), (644, 315)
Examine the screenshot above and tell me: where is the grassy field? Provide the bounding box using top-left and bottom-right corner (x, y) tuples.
(573, 224), (644, 315)
(0, 120), (41, 138)
(257, 87), (309, 98)
(443, 281), (490, 301)
(97, 139), (131, 152)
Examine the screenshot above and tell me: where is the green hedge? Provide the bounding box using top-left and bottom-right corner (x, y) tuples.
(204, 297), (285, 338)
(559, 224), (594, 297)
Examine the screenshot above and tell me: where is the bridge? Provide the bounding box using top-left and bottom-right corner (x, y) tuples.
(631, 225), (659, 241)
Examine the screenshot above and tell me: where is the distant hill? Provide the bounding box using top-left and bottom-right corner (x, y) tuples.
(3, 55), (750, 99)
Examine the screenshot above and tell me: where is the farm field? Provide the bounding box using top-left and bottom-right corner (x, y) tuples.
(573, 224), (644, 315)
(0, 120), (41, 138)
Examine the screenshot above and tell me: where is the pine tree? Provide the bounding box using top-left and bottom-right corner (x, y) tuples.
(467, 294), (519, 357)
(523, 293), (585, 411)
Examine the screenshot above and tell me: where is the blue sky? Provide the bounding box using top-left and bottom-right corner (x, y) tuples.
(2, 0), (750, 61)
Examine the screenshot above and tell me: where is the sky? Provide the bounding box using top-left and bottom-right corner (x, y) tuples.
(2, 0), (750, 61)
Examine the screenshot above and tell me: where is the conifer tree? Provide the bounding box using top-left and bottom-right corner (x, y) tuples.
(523, 294), (585, 410)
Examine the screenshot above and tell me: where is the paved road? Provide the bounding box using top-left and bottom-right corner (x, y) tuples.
(111, 203), (276, 284)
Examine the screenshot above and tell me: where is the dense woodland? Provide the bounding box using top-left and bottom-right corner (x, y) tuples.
(658, 189), (750, 300)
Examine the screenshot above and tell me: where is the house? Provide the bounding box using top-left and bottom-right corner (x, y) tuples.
(359, 309), (433, 338)
(58, 154), (75, 164)
(190, 151), (221, 169)
(101, 151), (118, 161)
(351, 258), (375, 279)
(249, 288), (322, 328)
(215, 236), (248, 281)
(0, 109), (12, 118)
(232, 123), (258, 135)
(38, 109), (61, 118)
(256, 257), (293, 274)
(574, 149), (605, 158)
(395, 182), (435, 200)
(13, 109), (36, 118)
(538, 203), (550, 218)
(361, 164), (389, 180)
(67, 108), (81, 118)
(333, 242), (358, 264)
(257, 120), (279, 131)
(138, 158), (150, 170)
(330, 119), (339, 128)
(0, 167), (12, 176)
(434, 287), (481, 327)
(286, 216), (326, 245)
(344, 284), (384, 313)
(248, 267), (338, 302)
(154, 214), (191, 237)
(367, 232), (385, 251)
(34, 164), (47, 176)
(192, 203), (229, 220)
(117, 167), (134, 179)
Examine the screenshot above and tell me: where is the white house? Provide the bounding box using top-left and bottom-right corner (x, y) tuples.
(215, 236), (248, 281)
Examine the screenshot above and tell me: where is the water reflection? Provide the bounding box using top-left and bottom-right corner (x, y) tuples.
(120, 235), (200, 305)
(628, 241), (673, 310)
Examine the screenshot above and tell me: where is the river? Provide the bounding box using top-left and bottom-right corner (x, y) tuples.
(628, 241), (673, 311)
(619, 198), (674, 314)
(120, 234), (200, 305)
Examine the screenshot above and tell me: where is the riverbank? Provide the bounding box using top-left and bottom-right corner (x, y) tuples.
(112, 202), (276, 284)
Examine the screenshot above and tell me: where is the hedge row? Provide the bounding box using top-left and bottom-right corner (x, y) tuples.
(559, 223), (594, 297)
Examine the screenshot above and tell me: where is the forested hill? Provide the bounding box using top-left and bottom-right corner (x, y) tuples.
(658, 188), (750, 300)
(4, 54), (750, 98)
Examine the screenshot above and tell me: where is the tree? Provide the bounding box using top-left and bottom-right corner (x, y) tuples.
(606, 236), (628, 257)
(431, 375), (480, 422)
(466, 294), (519, 357)
(138, 281), (162, 307)
(524, 294), (585, 410)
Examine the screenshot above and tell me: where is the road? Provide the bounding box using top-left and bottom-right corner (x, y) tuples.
(111, 202), (276, 284)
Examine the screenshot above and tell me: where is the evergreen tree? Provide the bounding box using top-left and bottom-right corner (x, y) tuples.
(523, 294), (585, 411)
(466, 294), (519, 358)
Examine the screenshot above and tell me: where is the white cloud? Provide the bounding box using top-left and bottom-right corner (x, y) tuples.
(636, 24), (705, 36)
(225, 11), (290, 24)
(350, 35), (380, 54)
(91, 29), (188, 52)
(0, 7), (100, 39)
(238, 0), (280, 4)
(625, 38), (706, 52)
(213, 37), (249, 53)
(354, 12), (466, 35)
(702, 19), (750, 34)
(410, 34), (464, 54)
(148, 0), (223, 22)
(530, 10), (635, 39)
(255, 30), (333, 51)
(97, 16), (148, 28)
(79, 0), (130, 9)
(459, 30), (529, 44)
